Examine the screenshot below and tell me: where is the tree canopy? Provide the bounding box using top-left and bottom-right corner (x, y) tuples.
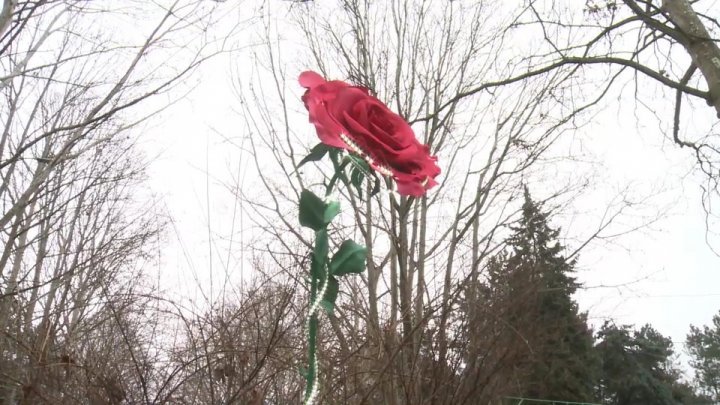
(687, 311), (720, 401)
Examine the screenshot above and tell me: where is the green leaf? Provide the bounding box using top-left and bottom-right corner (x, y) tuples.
(351, 168), (364, 188)
(299, 189), (341, 231)
(351, 168), (365, 198)
(370, 175), (381, 197)
(326, 160), (349, 194)
(298, 143), (331, 168)
(330, 240), (367, 276)
(324, 201), (340, 224)
(347, 154), (370, 172)
(329, 148), (341, 162)
(299, 189), (327, 231)
(319, 276), (339, 314)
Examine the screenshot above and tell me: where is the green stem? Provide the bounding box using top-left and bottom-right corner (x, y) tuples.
(304, 311), (319, 403)
(304, 230), (326, 405)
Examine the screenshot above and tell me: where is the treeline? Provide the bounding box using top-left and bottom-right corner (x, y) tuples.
(5, 172), (719, 404)
(452, 190), (720, 405)
(4, 1), (720, 404)
(190, 191), (718, 405)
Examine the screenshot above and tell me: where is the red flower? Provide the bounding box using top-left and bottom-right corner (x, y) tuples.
(299, 71), (440, 197)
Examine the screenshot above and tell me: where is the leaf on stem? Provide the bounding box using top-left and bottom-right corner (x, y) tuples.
(330, 240), (367, 276)
(299, 189), (339, 231)
(298, 143), (332, 168)
(351, 168), (365, 198)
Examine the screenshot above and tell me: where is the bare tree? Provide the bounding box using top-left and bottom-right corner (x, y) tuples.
(228, 1), (634, 403)
(0, 0), (682, 403)
(463, 0), (720, 225)
(0, 1), (241, 403)
(162, 267), (305, 404)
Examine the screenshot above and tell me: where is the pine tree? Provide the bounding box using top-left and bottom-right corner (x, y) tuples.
(486, 188), (599, 402)
(597, 322), (711, 405)
(686, 310), (720, 401)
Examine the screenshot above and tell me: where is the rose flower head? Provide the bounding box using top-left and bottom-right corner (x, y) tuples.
(299, 70), (440, 197)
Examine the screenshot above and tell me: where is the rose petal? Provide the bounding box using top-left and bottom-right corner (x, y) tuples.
(395, 178), (426, 196)
(331, 87), (370, 112)
(340, 109), (409, 156)
(298, 70), (440, 196)
(311, 112), (349, 149)
(299, 71), (326, 88)
(303, 96), (349, 149)
(341, 112), (386, 153)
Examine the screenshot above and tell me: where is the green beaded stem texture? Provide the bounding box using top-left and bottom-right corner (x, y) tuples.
(297, 144), (378, 405)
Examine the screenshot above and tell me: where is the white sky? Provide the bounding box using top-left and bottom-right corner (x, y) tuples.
(136, 0), (720, 372)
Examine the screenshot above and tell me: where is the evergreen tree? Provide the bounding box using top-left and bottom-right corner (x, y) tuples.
(486, 188), (599, 402)
(596, 323), (711, 405)
(686, 310), (720, 401)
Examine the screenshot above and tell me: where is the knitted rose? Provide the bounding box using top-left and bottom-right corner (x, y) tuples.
(299, 71), (440, 196)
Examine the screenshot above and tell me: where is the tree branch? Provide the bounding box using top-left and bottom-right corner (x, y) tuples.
(663, 0), (720, 118)
(413, 55), (709, 125)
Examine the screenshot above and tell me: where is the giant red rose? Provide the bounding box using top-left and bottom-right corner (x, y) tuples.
(299, 70), (440, 196)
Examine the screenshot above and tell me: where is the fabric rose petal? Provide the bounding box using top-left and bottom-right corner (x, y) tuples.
(299, 70), (440, 196)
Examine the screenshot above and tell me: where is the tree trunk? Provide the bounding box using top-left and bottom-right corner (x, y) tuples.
(663, 0), (720, 117)
(0, 0), (14, 39)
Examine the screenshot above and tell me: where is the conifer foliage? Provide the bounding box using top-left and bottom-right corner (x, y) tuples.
(484, 188), (599, 402)
(596, 323), (710, 405)
(687, 311), (720, 401)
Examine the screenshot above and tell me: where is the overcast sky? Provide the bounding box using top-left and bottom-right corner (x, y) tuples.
(137, 0), (720, 371)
